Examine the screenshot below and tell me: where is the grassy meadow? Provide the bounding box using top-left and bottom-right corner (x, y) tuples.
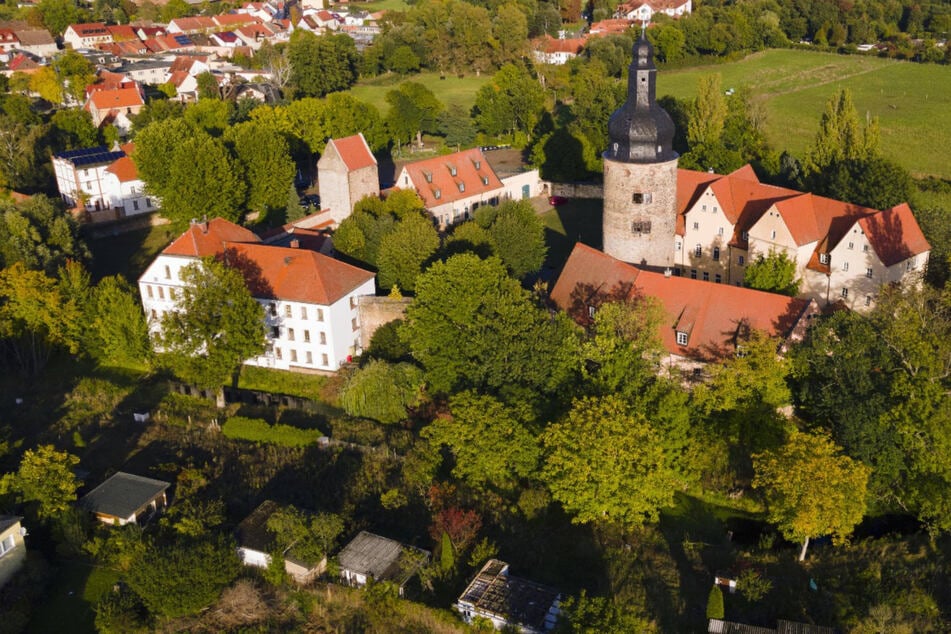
(349, 71), (491, 112)
(657, 50), (951, 180)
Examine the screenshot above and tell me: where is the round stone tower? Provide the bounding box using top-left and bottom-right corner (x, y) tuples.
(602, 32), (679, 269)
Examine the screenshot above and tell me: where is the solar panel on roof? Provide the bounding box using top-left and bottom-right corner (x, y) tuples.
(174, 35), (192, 45)
(55, 145), (109, 159)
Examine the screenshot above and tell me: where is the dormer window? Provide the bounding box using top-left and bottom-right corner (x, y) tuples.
(819, 253), (829, 265)
(448, 164), (457, 176)
(481, 176), (489, 185)
(474, 160), (481, 169)
(458, 182), (465, 192)
(676, 331), (688, 346)
(741, 231), (749, 240)
(424, 170), (432, 183)
(434, 189), (441, 199)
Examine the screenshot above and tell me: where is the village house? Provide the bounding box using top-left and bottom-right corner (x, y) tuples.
(0, 516), (26, 589)
(455, 559), (561, 633)
(671, 164), (930, 311)
(139, 218), (376, 372)
(9, 28), (57, 57)
(84, 86), (145, 133)
(235, 500), (327, 584)
(531, 35), (586, 65)
(78, 472), (170, 526)
(317, 133), (379, 226)
(337, 531), (430, 597)
(63, 22), (112, 49)
(615, 0), (692, 23)
(552, 243), (818, 374)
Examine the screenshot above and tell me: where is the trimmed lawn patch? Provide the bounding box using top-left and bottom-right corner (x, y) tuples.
(540, 199), (603, 276)
(87, 224), (176, 282)
(349, 71), (491, 113)
(237, 366), (329, 401)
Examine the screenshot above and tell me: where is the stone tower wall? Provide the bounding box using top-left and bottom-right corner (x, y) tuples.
(602, 155), (679, 269)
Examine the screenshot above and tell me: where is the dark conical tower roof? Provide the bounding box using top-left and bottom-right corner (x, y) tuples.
(605, 32), (677, 164)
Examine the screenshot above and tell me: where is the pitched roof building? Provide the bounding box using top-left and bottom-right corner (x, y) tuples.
(337, 531), (430, 596)
(455, 559), (561, 633)
(79, 472), (170, 526)
(317, 133), (379, 226)
(63, 22), (112, 49)
(139, 218), (376, 372)
(552, 243), (818, 367)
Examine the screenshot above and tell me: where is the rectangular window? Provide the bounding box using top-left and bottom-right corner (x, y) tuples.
(132, 200), (139, 211)
(300, 307), (307, 319)
(0, 534), (15, 556)
(819, 253), (829, 264)
(146, 198), (152, 208)
(718, 227), (724, 236)
(865, 295), (872, 306)
(848, 242), (854, 250)
(694, 244), (702, 257)
(703, 272), (710, 281)
(271, 326), (280, 338)
(146, 285), (153, 299)
(771, 230), (777, 239)
(632, 192), (652, 204)
(285, 305), (292, 318)
(169, 288), (176, 300)
(738, 255), (745, 265)
(306, 351), (313, 364)
(275, 347), (282, 360)
(164, 265), (171, 279)
(693, 222), (699, 230)
(321, 353), (329, 366)
(317, 308), (324, 322)
(270, 303), (277, 316)
(713, 247), (720, 261)
(690, 269), (697, 279)
(676, 241), (682, 251)
(741, 231), (749, 241)
(350, 297), (357, 309)
(157, 286), (164, 300)
(631, 220), (651, 234)
(866, 268), (873, 278)
(288, 328), (295, 341)
(352, 318), (358, 331)
(863, 244), (870, 253)
(150, 309), (157, 319)
(320, 332), (326, 345)
(713, 206), (718, 213)
(676, 331), (688, 346)
(842, 262), (849, 272)
(841, 288), (849, 298)
(702, 205), (707, 211)
(715, 274), (722, 283)
(304, 330), (310, 343)
(290, 350), (297, 363)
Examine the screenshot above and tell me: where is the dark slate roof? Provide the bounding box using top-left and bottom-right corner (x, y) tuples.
(53, 145), (126, 166)
(458, 559), (560, 632)
(337, 531), (429, 585)
(79, 472), (169, 519)
(0, 515), (22, 534)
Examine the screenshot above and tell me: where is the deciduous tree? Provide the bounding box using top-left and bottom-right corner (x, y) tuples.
(0, 445), (80, 520)
(377, 213), (439, 293)
(385, 81), (443, 149)
(743, 249), (801, 296)
(86, 276), (151, 366)
(340, 360), (423, 424)
(753, 430), (870, 561)
(474, 63), (545, 141)
(0, 194), (89, 274)
(477, 199), (547, 279)
(227, 120), (295, 220)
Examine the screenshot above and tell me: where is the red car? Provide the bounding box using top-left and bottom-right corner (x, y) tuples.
(548, 195), (568, 206)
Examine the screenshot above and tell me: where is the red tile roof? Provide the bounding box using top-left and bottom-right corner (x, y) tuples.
(105, 156), (138, 182)
(224, 243), (374, 305)
(401, 148), (503, 209)
(213, 13), (260, 26)
(858, 203), (931, 267)
(88, 87), (144, 111)
(551, 243), (816, 361)
(327, 134), (376, 172)
(107, 24), (138, 40)
(169, 16), (217, 32)
(68, 22), (109, 37)
(163, 218), (261, 257)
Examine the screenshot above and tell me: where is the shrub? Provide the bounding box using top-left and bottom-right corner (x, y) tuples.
(706, 585), (724, 619)
(222, 416), (321, 447)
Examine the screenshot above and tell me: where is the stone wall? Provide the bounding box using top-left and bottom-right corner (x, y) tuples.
(548, 182), (604, 199)
(357, 296), (413, 350)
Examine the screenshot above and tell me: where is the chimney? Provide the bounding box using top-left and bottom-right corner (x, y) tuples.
(200, 215), (208, 233)
(290, 239), (300, 249)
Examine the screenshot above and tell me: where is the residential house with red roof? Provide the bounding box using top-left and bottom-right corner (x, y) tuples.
(167, 16), (217, 34)
(317, 133), (379, 226)
(85, 86), (145, 134)
(671, 164), (930, 311)
(11, 28), (57, 57)
(0, 29), (19, 53)
(52, 143), (156, 222)
(63, 22), (112, 49)
(395, 148), (506, 228)
(138, 218), (376, 372)
(588, 18), (634, 36)
(551, 243), (818, 371)
(532, 35), (586, 65)
(615, 0), (692, 23)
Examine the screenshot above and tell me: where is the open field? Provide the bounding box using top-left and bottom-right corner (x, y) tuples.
(349, 71), (490, 114)
(657, 50), (951, 180)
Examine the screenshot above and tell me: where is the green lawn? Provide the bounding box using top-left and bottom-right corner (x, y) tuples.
(332, 0), (408, 10)
(540, 199), (603, 276)
(87, 223), (176, 282)
(657, 50), (951, 179)
(349, 71), (491, 114)
(30, 562), (118, 634)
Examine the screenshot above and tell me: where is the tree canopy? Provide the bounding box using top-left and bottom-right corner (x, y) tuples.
(0, 444), (80, 521)
(743, 249), (801, 296)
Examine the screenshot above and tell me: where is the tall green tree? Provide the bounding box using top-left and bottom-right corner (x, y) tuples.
(422, 391), (541, 494)
(0, 445), (80, 520)
(805, 88), (879, 173)
(86, 276), (151, 366)
(0, 195), (89, 274)
(158, 258), (266, 390)
(50, 108), (101, 150)
(753, 430), (870, 561)
(340, 360), (424, 424)
(743, 249), (801, 296)
(377, 213), (440, 293)
(400, 254), (579, 404)
(477, 199), (547, 280)
(287, 31), (360, 98)
(542, 395), (681, 530)
(52, 50), (97, 105)
(227, 121), (295, 220)
(687, 74), (728, 148)
(266, 506), (344, 565)
(474, 63), (545, 141)
(385, 81), (443, 150)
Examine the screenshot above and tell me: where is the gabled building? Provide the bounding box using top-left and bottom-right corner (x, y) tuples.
(139, 218), (376, 372)
(63, 22), (112, 49)
(552, 243), (818, 371)
(395, 147), (505, 228)
(11, 28), (57, 57)
(85, 86), (145, 133)
(615, 0), (692, 23)
(455, 559), (561, 633)
(317, 133), (379, 226)
(78, 472), (170, 526)
(337, 531), (430, 596)
(236, 500), (327, 584)
(0, 516), (26, 589)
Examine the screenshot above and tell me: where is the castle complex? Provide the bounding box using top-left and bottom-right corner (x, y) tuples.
(602, 33), (930, 311)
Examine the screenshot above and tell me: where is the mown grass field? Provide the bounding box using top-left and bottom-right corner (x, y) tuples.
(657, 50), (951, 180)
(349, 71), (491, 112)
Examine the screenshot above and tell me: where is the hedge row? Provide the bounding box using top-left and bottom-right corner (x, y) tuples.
(222, 416), (320, 448)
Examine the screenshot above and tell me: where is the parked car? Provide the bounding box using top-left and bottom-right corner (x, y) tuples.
(548, 195), (568, 206)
